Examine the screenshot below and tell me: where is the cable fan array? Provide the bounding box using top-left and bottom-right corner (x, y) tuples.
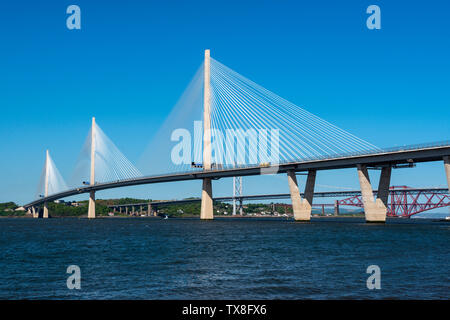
(36, 151), (68, 199)
(71, 121), (142, 186)
(37, 121), (142, 198)
(209, 58), (379, 167)
(36, 55), (379, 197)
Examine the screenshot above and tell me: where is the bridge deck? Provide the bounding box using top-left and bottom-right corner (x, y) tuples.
(24, 142), (450, 208)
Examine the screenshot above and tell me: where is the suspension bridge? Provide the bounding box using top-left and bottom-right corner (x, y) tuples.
(24, 50), (450, 222)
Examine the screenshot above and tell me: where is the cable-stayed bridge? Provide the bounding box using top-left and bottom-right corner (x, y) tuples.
(24, 50), (450, 222)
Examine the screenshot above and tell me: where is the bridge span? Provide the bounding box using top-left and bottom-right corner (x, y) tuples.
(24, 140), (450, 221)
(25, 143), (450, 204)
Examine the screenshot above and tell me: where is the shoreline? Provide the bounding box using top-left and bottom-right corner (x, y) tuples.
(0, 214), (445, 221)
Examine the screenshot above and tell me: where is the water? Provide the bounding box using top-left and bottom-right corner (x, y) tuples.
(0, 217), (448, 299)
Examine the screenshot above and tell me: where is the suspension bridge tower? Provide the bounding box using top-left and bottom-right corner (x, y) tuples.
(200, 49), (214, 220)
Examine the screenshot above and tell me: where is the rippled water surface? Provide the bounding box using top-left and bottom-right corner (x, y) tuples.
(0, 217), (449, 299)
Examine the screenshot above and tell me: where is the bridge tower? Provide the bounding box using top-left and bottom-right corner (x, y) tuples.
(287, 170), (316, 221)
(43, 149), (50, 218)
(88, 117), (96, 219)
(232, 176), (243, 215)
(200, 49), (214, 220)
(357, 165), (391, 222)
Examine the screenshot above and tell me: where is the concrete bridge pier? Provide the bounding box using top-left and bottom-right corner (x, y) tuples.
(88, 191), (95, 219)
(444, 156), (450, 193)
(31, 206), (38, 218)
(357, 164), (391, 223)
(43, 202), (49, 218)
(287, 169), (316, 221)
(201, 178), (214, 219)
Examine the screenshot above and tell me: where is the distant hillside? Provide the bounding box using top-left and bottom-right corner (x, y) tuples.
(0, 202), (24, 216)
(0, 198), (364, 218)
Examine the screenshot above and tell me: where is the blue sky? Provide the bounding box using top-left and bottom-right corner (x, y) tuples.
(0, 0), (449, 205)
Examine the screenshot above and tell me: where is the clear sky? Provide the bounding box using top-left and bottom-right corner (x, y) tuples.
(1, 0), (449, 205)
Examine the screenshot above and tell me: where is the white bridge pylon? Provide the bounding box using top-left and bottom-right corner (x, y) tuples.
(73, 117), (143, 186)
(80, 117), (143, 218)
(35, 150), (68, 218)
